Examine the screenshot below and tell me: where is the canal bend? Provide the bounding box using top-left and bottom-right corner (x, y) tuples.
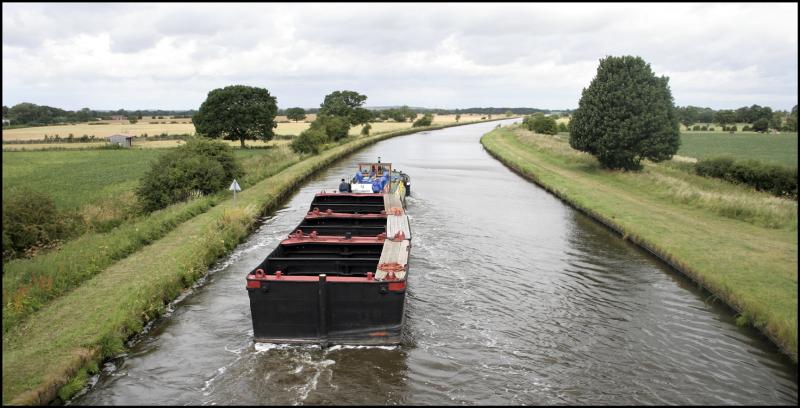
(74, 119), (797, 405)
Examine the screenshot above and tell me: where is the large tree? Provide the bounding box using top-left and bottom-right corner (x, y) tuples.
(193, 85), (278, 147)
(318, 90), (370, 126)
(569, 55), (680, 170)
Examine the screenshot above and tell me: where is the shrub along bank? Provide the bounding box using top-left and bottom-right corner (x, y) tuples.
(481, 126), (797, 364)
(695, 157), (797, 200)
(2, 118), (506, 405)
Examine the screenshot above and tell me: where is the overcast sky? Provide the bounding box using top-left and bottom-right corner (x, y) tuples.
(2, 2), (797, 111)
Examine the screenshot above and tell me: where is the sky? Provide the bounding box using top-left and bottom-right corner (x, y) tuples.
(2, 2), (798, 111)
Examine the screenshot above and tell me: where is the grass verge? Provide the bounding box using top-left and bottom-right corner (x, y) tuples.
(481, 126), (797, 364)
(1, 118), (505, 405)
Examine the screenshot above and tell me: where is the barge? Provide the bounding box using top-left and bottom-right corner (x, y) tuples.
(246, 160), (411, 345)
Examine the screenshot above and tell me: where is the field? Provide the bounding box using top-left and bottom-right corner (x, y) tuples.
(482, 126), (797, 362)
(678, 131), (798, 167)
(1, 113), (492, 142)
(1, 148), (282, 210)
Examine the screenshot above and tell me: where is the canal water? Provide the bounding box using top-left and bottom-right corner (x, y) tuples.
(73, 119), (797, 405)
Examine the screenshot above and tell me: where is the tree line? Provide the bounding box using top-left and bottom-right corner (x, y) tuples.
(1, 103), (198, 127)
(676, 104), (798, 131)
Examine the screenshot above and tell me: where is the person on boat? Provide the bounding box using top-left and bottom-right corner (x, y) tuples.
(339, 178), (351, 193)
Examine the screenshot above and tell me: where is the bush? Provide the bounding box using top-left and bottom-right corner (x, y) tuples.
(136, 138), (243, 212)
(310, 115), (350, 141)
(361, 123), (371, 136)
(558, 122), (568, 132)
(527, 114), (558, 135)
(2, 187), (74, 260)
(412, 113), (433, 127)
(692, 125), (701, 131)
(291, 128), (328, 154)
(742, 125), (752, 131)
(696, 157), (797, 199)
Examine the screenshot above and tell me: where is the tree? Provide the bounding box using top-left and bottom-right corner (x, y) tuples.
(569, 55), (680, 171)
(412, 113), (433, 127)
(310, 114), (350, 141)
(318, 90), (370, 126)
(752, 117), (769, 133)
(128, 115), (138, 124)
(193, 85), (278, 148)
(770, 111), (784, 130)
(785, 105), (798, 131)
(505, 110), (514, 117)
(286, 107), (307, 122)
(455, 113), (461, 122)
(714, 109), (736, 127)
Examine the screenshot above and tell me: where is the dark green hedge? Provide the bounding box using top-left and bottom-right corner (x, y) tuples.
(695, 157), (797, 199)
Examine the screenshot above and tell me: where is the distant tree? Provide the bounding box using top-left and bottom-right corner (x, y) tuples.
(455, 113), (461, 122)
(360, 123), (371, 136)
(412, 113), (433, 127)
(752, 117), (769, 132)
(505, 110), (514, 117)
(2, 105), (8, 117)
(310, 114), (350, 141)
(128, 115), (138, 124)
(286, 107), (307, 122)
(193, 85), (278, 148)
(318, 90), (370, 126)
(770, 111), (784, 130)
(714, 109), (736, 127)
(569, 55), (680, 170)
(75, 108), (92, 122)
(785, 105), (798, 131)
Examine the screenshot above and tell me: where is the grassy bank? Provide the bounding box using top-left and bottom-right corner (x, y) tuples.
(481, 126), (797, 363)
(1, 118), (504, 405)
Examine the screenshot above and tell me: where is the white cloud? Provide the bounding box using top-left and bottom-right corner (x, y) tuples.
(2, 2), (797, 110)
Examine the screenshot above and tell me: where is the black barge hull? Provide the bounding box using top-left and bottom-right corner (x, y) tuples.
(246, 166), (411, 346)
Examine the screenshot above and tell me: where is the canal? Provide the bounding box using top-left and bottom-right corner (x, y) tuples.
(73, 119), (797, 405)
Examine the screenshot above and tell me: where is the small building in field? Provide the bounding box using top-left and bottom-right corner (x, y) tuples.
(107, 134), (133, 148)
(2, 118), (10, 126)
(110, 115), (126, 121)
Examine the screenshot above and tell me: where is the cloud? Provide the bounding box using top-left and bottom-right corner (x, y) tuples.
(2, 3), (797, 110)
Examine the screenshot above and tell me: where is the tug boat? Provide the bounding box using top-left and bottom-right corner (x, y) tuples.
(246, 160), (411, 345)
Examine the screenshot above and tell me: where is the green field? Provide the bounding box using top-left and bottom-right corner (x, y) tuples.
(482, 126), (797, 364)
(678, 131), (798, 167)
(1, 148), (279, 210)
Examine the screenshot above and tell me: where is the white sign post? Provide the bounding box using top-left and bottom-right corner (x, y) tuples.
(229, 179), (242, 204)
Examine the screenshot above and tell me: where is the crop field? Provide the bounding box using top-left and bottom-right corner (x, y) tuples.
(678, 131), (798, 167)
(1, 148), (277, 210)
(2, 113), (493, 142)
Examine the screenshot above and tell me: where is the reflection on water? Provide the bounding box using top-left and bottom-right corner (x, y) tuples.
(74, 120), (797, 405)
